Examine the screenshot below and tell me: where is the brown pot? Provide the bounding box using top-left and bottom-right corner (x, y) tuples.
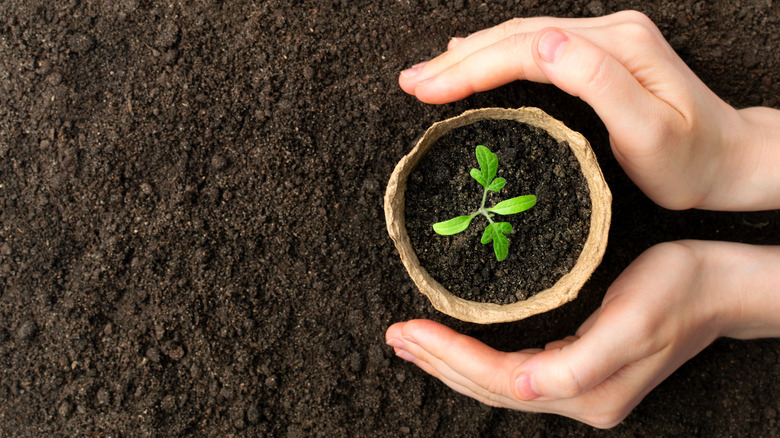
(384, 107), (611, 324)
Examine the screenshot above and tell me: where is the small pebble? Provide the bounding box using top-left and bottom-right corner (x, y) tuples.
(168, 344), (185, 361)
(211, 155), (227, 170)
(36, 59), (52, 75)
(231, 406), (246, 428)
(47, 72), (62, 86)
(161, 394), (176, 412)
(146, 347), (161, 363)
(68, 33), (95, 54)
(97, 387), (110, 405)
(586, 1), (606, 16)
(302, 66), (314, 80)
(58, 401), (72, 417)
(17, 320), (37, 341)
(156, 23), (180, 49)
(246, 405), (261, 424)
(480, 266), (491, 281)
(190, 364), (201, 379)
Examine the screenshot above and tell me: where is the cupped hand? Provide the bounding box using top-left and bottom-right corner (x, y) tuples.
(386, 241), (735, 428)
(399, 11), (756, 211)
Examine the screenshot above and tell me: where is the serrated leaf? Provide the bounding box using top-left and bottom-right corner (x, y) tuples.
(487, 195), (537, 216)
(432, 215), (474, 235)
(487, 177), (506, 192)
(494, 221), (512, 234)
(492, 232), (510, 261)
(475, 145), (498, 185)
(470, 168), (487, 188)
(480, 224), (494, 244)
(481, 222), (512, 261)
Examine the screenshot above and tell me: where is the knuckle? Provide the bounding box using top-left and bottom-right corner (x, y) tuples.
(580, 50), (610, 91)
(583, 407), (630, 429)
(616, 21), (657, 46)
(613, 301), (659, 344)
(554, 362), (585, 398)
(614, 9), (655, 28)
(653, 240), (696, 258)
(610, 11), (662, 46)
(599, 296), (663, 353)
(505, 33), (529, 56)
(630, 310), (660, 341)
(501, 17), (525, 36)
(486, 381), (512, 403)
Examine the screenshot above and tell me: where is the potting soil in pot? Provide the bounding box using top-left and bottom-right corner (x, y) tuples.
(405, 118), (591, 305)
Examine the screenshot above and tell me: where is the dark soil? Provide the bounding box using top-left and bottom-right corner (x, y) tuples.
(1, 1), (779, 436)
(405, 119), (590, 305)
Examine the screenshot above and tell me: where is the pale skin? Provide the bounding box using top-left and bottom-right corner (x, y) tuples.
(386, 11), (780, 428)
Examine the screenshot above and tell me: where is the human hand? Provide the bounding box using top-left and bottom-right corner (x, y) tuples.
(386, 241), (780, 428)
(399, 11), (780, 211)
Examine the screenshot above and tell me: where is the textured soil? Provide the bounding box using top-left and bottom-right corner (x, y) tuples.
(405, 119), (590, 305)
(1, 1), (779, 436)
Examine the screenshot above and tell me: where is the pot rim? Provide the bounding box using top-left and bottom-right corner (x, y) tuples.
(384, 107), (612, 324)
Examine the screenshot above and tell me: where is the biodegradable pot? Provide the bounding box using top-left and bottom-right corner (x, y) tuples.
(384, 107), (611, 324)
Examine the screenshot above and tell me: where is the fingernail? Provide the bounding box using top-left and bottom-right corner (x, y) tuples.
(401, 61), (428, 78)
(515, 373), (540, 400)
(386, 338), (404, 349)
(448, 37), (463, 49)
(395, 348), (417, 363)
(537, 29), (568, 63)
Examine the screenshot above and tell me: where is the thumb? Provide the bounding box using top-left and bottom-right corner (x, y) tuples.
(514, 298), (654, 401)
(531, 28), (668, 144)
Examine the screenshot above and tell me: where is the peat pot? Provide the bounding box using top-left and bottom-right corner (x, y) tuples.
(384, 108), (611, 324)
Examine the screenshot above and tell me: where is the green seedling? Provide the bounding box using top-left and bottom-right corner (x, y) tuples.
(432, 145), (536, 261)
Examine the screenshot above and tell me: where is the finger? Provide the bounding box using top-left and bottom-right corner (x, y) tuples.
(545, 336), (579, 351)
(575, 307), (601, 336)
(515, 294), (665, 401)
(404, 13), (635, 89)
(388, 320), (533, 405)
(412, 331), (675, 428)
(388, 333), (497, 406)
(395, 337), (522, 409)
(538, 351), (673, 428)
(531, 27), (676, 145)
(408, 32), (548, 104)
(516, 243), (703, 401)
(388, 321), (673, 428)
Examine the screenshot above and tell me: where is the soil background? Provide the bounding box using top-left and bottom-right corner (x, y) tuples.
(1, 1), (779, 436)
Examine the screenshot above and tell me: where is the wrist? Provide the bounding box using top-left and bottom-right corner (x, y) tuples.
(688, 240), (780, 340)
(702, 106), (780, 211)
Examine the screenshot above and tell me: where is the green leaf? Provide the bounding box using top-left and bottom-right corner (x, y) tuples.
(470, 168), (487, 188)
(492, 231), (510, 261)
(495, 221), (512, 234)
(480, 222), (512, 261)
(487, 195), (537, 215)
(480, 223), (495, 244)
(475, 145), (498, 185)
(487, 177), (506, 192)
(432, 215), (475, 235)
